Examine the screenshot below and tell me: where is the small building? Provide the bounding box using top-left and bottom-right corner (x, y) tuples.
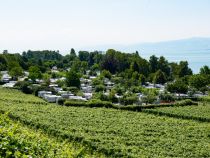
(61, 93), (74, 99)
(44, 95), (61, 103)
(83, 93), (93, 100)
(175, 93), (189, 99)
(50, 79), (58, 83)
(81, 85), (92, 93)
(38, 91), (52, 98)
(69, 96), (87, 101)
(2, 74), (12, 83)
(2, 81), (17, 88)
(89, 76), (97, 80)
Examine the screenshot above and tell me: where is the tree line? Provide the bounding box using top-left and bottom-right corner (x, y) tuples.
(0, 49), (210, 87)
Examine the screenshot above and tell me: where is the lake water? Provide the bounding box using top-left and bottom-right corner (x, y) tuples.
(140, 50), (210, 74)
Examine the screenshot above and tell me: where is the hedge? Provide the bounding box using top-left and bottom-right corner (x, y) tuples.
(64, 99), (198, 112)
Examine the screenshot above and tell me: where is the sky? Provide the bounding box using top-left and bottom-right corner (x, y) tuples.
(0, 0), (210, 53)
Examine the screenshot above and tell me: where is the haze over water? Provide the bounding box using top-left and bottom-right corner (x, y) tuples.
(139, 49), (210, 74)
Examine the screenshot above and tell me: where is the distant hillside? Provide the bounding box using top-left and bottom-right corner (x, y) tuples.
(126, 37), (210, 53)
(83, 37), (210, 73)
(86, 37), (210, 53)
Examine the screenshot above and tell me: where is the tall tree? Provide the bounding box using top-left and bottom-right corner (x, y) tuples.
(28, 66), (42, 82)
(78, 51), (89, 62)
(153, 70), (166, 84)
(200, 65), (210, 75)
(158, 56), (170, 76)
(178, 61), (192, 77)
(130, 61), (139, 72)
(101, 49), (118, 74)
(149, 55), (158, 73)
(189, 74), (208, 91)
(66, 70), (81, 88)
(9, 66), (23, 80)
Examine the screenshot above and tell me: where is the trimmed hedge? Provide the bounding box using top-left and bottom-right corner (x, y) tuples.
(64, 99), (113, 108)
(64, 99), (198, 112)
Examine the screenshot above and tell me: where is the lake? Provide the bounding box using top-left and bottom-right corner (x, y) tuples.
(140, 49), (210, 74)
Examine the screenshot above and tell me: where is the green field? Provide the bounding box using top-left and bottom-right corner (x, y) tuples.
(0, 87), (210, 157)
(143, 103), (210, 122)
(0, 87), (46, 104)
(0, 113), (97, 158)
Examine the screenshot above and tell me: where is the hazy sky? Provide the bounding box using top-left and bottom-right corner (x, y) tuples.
(1, 0), (210, 53)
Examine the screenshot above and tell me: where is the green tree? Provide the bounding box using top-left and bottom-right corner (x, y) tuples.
(158, 56), (170, 76)
(167, 80), (188, 94)
(189, 75), (208, 92)
(130, 61), (139, 72)
(101, 49), (118, 74)
(149, 55), (158, 73)
(153, 70), (166, 84)
(101, 70), (112, 80)
(9, 66), (23, 80)
(78, 51), (89, 62)
(200, 65), (210, 75)
(29, 66), (42, 82)
(70, 48), (76, 56)
(66, 70), (81, 88)
(177, 61), (192, 77)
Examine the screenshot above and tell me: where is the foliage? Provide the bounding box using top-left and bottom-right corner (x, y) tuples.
(159, 92), (175, 102)
(144, 102), (210, 122)
(200, 65), (210, 75)
(15, 81), (33, 94)
(66, 70), (81, 88)
(189, 74), (209, 92)
(167, 79), (188, 94)
(0, 113), (92, 158)
(28, 66), (42, 82)
(153, 69), (166, 84)
(0, 89), (209, 157)
(9, 66), (23, 80)
(95, 84), (106, 92)
(101, 70), (112, 79)
(141, 94), (157, 104)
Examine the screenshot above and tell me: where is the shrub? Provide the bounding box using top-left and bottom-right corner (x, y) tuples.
(15, 81), (32, 94)
(64, 99), (113, 108)
(66, 87), (79, 95)
(64, 101), (86, 107)
(57, 98), (66, 105)
(120, 96), (138, 105)
(87, 99), (113, 108)
(159, 93), (175, 102)
(95, 85), (106, 92)
(175, 99), (198, 106)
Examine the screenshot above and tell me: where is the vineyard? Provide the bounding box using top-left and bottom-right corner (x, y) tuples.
(0, 87), (210, 157)
(143, 103), (210, 122)
(0, 113), (97, 158)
